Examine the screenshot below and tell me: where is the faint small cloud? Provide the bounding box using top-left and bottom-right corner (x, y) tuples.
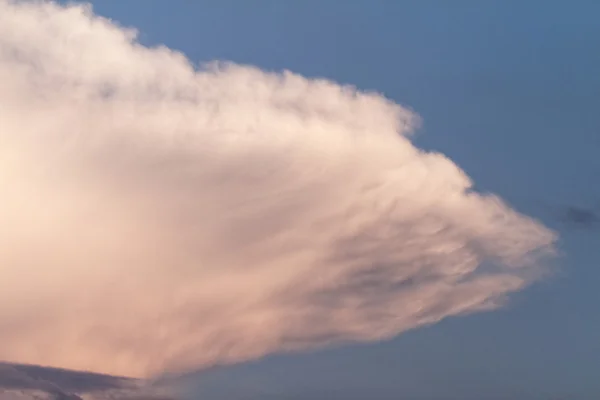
(560, 205), (598, 229)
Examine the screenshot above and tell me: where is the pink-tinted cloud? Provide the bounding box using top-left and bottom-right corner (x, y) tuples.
(0, 0), (556, 378)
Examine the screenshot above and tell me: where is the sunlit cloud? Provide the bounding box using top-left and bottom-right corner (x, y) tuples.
(0, 0), (556, 378)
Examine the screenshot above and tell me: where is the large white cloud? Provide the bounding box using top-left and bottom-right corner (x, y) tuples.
(0, 0), (556, 378)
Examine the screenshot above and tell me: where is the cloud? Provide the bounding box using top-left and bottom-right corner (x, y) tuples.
(0, 362), (173, 400)
(560, 205), (598, 229)
(0, 362), (128, 394)
(0, 0), (556, 379)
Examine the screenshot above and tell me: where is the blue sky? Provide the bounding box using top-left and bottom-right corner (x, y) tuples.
(72, 1), (600, 398)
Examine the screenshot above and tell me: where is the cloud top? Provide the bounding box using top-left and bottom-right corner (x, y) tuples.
(0, 0), (556, 378)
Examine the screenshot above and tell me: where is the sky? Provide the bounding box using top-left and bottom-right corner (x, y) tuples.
(1, 1), (599, 399)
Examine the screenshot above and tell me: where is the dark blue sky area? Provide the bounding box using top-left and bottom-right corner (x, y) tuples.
(83, 2), (600, 398)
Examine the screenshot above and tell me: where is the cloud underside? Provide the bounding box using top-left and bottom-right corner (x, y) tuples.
(0, 0), (556, 378)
